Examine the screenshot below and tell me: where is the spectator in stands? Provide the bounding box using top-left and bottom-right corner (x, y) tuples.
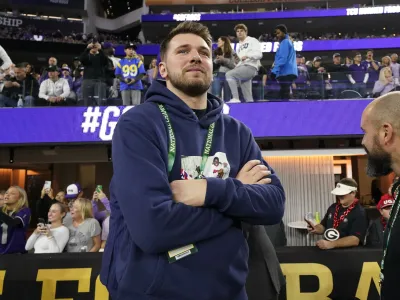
(80, 41), (108, 106)
(100, 215), (109, 251)
(0, 63), (39, 107)
(115, 43), (146, 106)
(345, 57), (353, 67)
(92, 189), (110, 224)
(366, 188), (394, 247)
(146, 58), (157, 85)
(0, 190), (5, 208)
(307, 178), (367, 250)
(73, 66), (84, 102)
(63, 183), (83, 226)
(66, 198), (101, 253)
(38, 66), (72, 106)
(373, 67), (395, 97)
(0, 45), (12, 72)
(212, 36), (236, 102)
(226, 23), (262, 103)
(326, 53), (350, 99)
(36, 187), (56, 223)
(61, 64), (73, 90)
(0, 186), (31, 254)
(271, 24), (298, 100)
(348, 52), (368, 97)
(362, 50), (380, 95)
(25, 202), (69, 253)
(39, 57), (57, 84)
(72, 57), (81, 78)
(380, 56), (391, 70)
(292, 54), (310, 99)
(390, 53), (400, 86)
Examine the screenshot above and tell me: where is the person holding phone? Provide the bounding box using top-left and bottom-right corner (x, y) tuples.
(36, 182), (57, 223)
(307, 178), (367, 250)
(92, 186), (111, 224)
(26, 203), (69, 253)
(0, 186), (31, 254)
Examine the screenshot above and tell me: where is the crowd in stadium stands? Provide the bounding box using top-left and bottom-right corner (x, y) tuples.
(0, 184), (109, 254)
(1, 20), (400, 107)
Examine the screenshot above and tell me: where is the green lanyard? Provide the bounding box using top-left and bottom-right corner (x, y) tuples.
(380, 185), (400, 284)
(158, 104), (215, 177)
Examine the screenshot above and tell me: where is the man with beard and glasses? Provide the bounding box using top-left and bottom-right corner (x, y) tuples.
(360, 91), (400, 300)
(100, 21), (285, 300)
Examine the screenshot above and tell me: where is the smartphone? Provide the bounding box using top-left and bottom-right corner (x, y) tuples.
(43, 181), (51, 190)
(38, 218), (46, 227)
(96, 185), (103, 193)
(304, 213), (316, 230)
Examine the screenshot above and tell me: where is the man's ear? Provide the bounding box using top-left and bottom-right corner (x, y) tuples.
(159, 62), (168, 79)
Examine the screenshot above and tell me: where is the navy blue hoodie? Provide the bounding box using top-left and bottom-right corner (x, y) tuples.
(100, 80), (285, 300)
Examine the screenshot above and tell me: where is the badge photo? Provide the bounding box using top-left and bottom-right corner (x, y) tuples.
(324, 228), (340, 241)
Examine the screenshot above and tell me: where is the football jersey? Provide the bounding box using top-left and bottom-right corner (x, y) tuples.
(115, 57), (146, 91)
(0, 207), (31, 254)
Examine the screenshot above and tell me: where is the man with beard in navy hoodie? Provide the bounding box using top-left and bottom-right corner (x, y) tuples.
(101, 21), (285, 300)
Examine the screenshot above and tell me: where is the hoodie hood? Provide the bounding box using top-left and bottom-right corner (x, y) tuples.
(145, 80), (223, 128)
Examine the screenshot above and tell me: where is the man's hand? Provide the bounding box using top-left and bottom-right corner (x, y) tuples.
(48, 96), (56, 103)
(241, 56), (248, 61)
(87, 43), (94, 49)
(236, 160), (271, 185)
(128, 79), (136, 85)
(4, 81), (13, 88)
(12, 82), (20, 88)
(316, 239), (334, 250)
(170, 179), (207, 207)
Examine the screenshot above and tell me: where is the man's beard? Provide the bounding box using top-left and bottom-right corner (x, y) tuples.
(167, 66), (211, 97)
(364, 137), (393, 177)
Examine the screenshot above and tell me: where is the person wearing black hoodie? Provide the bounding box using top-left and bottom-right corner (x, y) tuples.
(79, 41), (109, 106)
(101, 21), (285, 300)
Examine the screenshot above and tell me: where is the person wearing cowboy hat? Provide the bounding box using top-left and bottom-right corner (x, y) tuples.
(307, 178), (368, 250)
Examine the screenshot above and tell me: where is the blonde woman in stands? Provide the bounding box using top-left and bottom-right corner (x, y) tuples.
(66, 198), (101, 253)
(0, 186), (31, 254)
(25, 202), (69, 253)
(372, 67), (395, 97)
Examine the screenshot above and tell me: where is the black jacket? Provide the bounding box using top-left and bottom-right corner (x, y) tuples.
(2, 74), (39, 100)
(79, 48), (109, 80)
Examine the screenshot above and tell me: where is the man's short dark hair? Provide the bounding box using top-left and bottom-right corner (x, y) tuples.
(234, 23), (248, 33)
(15, 63), (28, 69)
(339, 178), (358, 189)
(275, 24), (288, 34)
(159, 21), (212, 61)
(367, 49), (374, 53)
(354, 52), (362, 57)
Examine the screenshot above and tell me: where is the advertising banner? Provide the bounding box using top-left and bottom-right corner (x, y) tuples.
(142, 5), (400, 21)
(8, 0), (84, 10)
(0, 100), (370, 145)
(0, 247), (381, 299)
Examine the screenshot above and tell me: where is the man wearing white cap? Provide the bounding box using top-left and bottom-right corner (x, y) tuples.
(307, 178), (367, 250)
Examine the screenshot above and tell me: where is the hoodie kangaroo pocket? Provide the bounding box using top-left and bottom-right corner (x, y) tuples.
(145, 255), (167, 295)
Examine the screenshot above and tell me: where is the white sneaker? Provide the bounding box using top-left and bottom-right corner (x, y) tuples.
(226, 98), (241, 103)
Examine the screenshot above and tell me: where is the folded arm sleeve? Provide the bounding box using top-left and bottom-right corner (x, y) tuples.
(204, 125), (285, 225)
(112, 113), (233, 254)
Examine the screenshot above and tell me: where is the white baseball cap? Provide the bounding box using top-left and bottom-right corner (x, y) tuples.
(331, 183), (357, 196)
(65, 183), (82, 199)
